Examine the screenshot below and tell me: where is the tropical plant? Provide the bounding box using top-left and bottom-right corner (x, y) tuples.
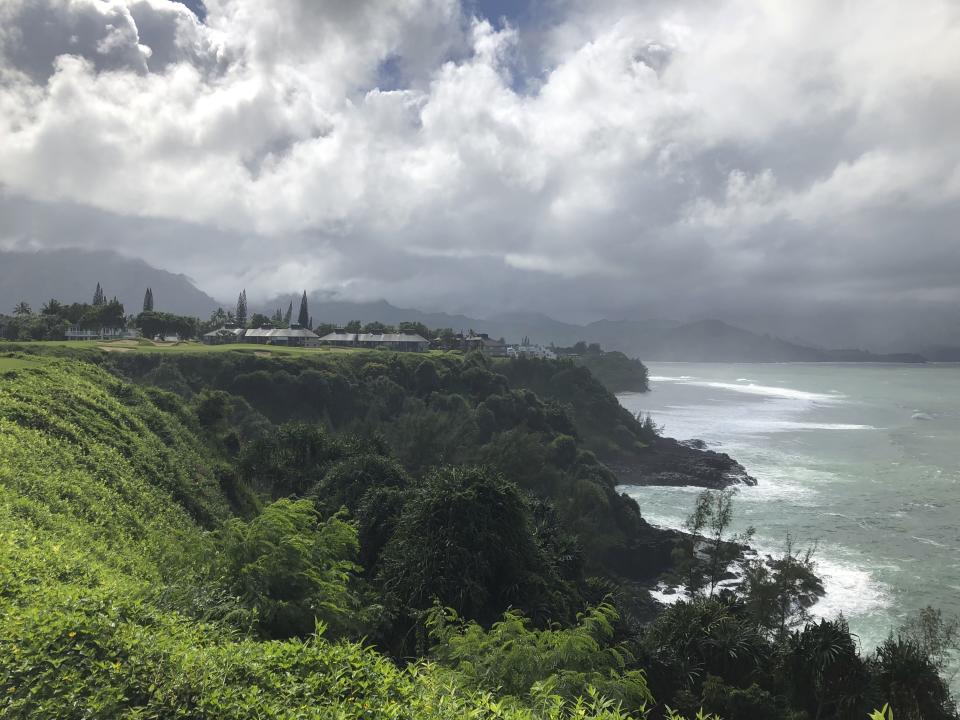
(428, 601), (654, 711)
(785, 617), (871, 720)
(646, 598), (767, 690)
(872, 637), (957, 720)
(377, 465), (573, 627)
(40, 298), (63, 315)
(216, 499), (365, 639)
(896, 606), (960, 682)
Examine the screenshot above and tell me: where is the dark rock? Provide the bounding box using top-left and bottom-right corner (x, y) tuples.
(605, 435), (756, 490)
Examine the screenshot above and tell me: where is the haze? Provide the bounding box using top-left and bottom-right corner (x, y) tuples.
(1, 0), (959, 349)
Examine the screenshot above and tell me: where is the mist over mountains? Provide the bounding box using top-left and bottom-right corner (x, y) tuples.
(0, 248), (217, 316)
(269, 295), (927, 363)
(1, 248), (952, 361)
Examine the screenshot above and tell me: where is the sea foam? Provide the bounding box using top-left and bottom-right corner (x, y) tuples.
(651, 377), (844, 403)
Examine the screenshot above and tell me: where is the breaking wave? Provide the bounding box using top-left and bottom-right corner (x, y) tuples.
(649, 376), (844, 403)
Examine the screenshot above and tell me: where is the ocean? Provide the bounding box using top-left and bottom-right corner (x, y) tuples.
(617, 362), (960, 673)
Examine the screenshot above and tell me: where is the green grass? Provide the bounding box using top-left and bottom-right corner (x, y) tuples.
(0, 357), (37, 372)
(1, 339), (456, 360)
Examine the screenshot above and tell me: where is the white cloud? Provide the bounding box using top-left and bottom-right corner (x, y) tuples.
(0, 0), (959, 337)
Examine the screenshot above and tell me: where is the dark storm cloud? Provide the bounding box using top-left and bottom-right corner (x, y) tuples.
(0, 0), (959, 348)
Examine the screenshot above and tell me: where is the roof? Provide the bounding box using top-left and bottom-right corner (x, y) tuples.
(245, 327), (319, 338)
(318, 333), (429, 344)
(357, 333), (428, 343)
(204, 327), (246, 337)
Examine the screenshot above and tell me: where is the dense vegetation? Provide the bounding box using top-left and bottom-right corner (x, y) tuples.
(1, 346), (956, 719)
(549, 342), (650, 393)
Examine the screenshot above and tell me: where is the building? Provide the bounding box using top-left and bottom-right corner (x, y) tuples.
(242, 324), (319, 347)
(317, 331), (429, 352)
(464, 333), (508, 357)
(65, 327), (140, 341)
(202, 326), (246, 345)
(358, 333), (429, 352)
(317, 331), (358, 348)
(508, 344), (557, 360)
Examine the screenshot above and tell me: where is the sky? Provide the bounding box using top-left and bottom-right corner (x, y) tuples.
(0, 0), (959, 342)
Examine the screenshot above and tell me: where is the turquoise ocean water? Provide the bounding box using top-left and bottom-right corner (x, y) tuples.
(618, 362), (960, 675)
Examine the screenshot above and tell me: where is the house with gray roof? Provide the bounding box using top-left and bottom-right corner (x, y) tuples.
(243, 324), (319, 347)
(317, 331), (429, 352)
(202, 325), (246, 345)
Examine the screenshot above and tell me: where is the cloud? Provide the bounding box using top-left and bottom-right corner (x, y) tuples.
(1, 0), (959, 346)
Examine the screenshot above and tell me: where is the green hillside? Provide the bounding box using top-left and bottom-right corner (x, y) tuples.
(0, 347), (953, 720)
(0, 356), (651, 719)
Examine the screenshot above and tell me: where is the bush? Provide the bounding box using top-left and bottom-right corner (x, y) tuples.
(216, 499), (365, 639)
(429, 602), (654, 712)
(194, 389), (231, 427)
(312, 454), (409, 515)
(378, 466), (573, 627)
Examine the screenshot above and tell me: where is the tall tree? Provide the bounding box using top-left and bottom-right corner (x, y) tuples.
(673, 489), (753, 598)
(284, 301), (293, 325)
(210, 307), (228, 327)
(236, 289), (248, 326)
(41, 299), (63, 316)
(738, 536), (824, 640)
(297, 291), (309, 327)
(92, 282), (105, 306)
(13, 301), (31, 316)
(143, 288), (154, 312)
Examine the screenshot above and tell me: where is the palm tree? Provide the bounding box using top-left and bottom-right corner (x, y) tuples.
(13, 301), (31, 316)
(873, 637), (955, 720)
(41, 299), (63, 315)
(787, 618), (869, 720)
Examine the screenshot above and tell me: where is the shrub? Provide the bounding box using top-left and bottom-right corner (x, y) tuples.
(428, 601), (654, 712)
(378, 466), (572, 626)
(216, 499), (365, 639)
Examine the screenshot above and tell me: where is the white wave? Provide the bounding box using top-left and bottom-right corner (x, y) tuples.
(912, 535), (949, 549)
(647, 375), (845, 403)
(649, 583), (683, 605)
(617, 494), (892, 629)
(765, 421), (875, 431)
(644, 541), (891, 631)
(685, 380), (843, 402)
(809, 553), (891, 621)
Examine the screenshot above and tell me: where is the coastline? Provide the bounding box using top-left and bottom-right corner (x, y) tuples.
(605, 434), (756, 490)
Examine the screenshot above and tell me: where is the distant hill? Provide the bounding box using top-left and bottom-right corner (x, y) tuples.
(1, 250), (926, 362)
(266, 294), (926, 363)
(0, 249), (219, 317)
(595, 318), (926, 363)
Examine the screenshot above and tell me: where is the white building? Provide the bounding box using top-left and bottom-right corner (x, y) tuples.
(508, 344), (557, 360)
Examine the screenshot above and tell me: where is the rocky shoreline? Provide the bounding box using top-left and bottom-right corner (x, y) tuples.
(605, 435), (756, 489)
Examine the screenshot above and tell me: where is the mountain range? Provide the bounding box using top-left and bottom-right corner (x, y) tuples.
(0, 248), (948, 362)
(0, 248), (218, 317)
(266, 294), (930, 363)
